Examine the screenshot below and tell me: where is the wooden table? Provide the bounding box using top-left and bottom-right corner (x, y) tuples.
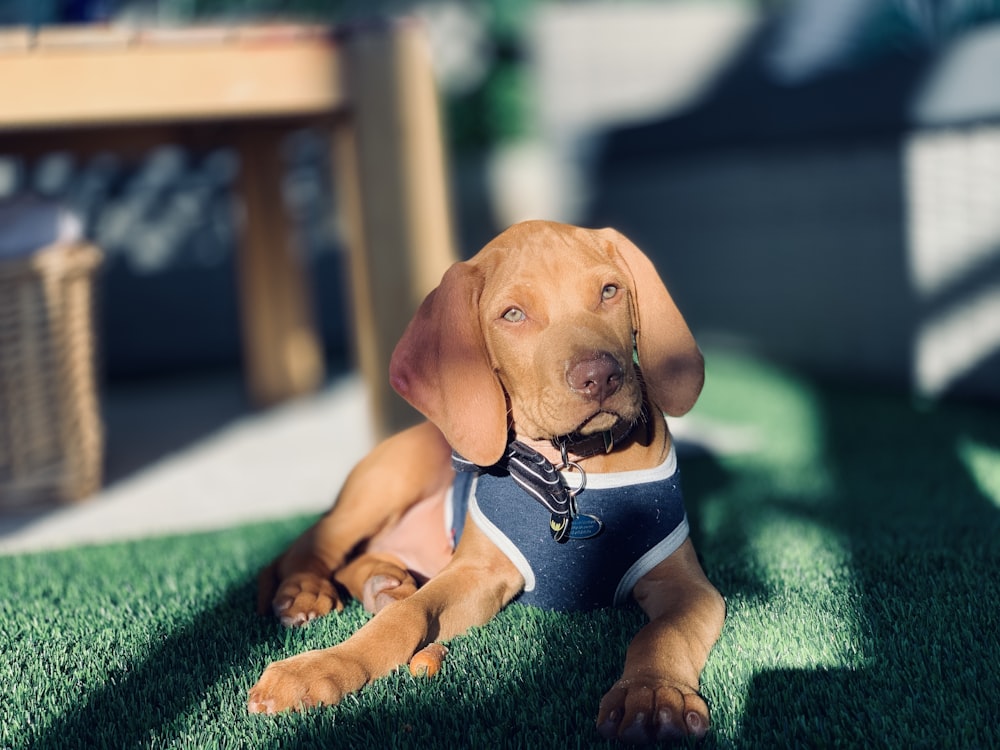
(0, 21), (456, 438)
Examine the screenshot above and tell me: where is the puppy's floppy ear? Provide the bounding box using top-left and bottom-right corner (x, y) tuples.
(596, 227), (704, 416)
(389, 262), (508, 466)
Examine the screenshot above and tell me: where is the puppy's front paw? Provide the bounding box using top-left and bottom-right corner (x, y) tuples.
(248, 650), (366, 714)
(271, 572), (341, 627)
(362, 572), (418, 613)
(596, 678), (710, 743)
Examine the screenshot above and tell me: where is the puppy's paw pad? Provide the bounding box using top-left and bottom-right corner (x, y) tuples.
(597, 713), (620, 741)
(683, 706), (708, 738)
(248, 656), (345, 715)
(362, 572), (417, 613)
(278, 609), (318, 628)
(652, 708), (688, 742)
(247, 695), (277, 715)
(408, 643), (448, 678)
(597, 679), (710, 744)
(367, 573), (402, 594)
(271, 574), (340, 627)
(619, 713), (653, 744)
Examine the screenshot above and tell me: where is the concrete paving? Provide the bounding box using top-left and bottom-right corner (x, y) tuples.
(0, 370), (374, 555)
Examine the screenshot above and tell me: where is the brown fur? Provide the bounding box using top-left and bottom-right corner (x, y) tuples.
(248, 221), (725, 743)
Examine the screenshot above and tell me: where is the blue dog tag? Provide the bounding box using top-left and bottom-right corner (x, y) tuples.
(567, 513), (603, 540)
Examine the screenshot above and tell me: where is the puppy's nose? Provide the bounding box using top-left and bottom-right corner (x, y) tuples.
(567, 352), (623, 403)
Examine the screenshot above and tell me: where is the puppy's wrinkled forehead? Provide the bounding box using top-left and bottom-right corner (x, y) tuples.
(472, 222), (620, 308)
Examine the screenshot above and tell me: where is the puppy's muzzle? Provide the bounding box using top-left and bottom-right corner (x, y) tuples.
(566, 352), (624, 404)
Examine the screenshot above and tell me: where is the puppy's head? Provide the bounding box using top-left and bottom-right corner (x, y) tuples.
(390, 221), (703, 466)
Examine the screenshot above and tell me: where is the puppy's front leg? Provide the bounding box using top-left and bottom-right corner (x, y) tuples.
(597, 539), (725, 743)
(257, 422), (454, 625)
(248, 525), (524, 714)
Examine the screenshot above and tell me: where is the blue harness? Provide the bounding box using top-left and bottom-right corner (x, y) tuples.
(449, 448), (689, 611)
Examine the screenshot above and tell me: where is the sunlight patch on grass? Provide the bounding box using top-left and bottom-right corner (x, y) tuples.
(959, 436), (1000, 508)
(700, 510), (876, 750)
(693, 351), (838, 557)
(694, 350), (833, 486)
(742, 515), (870, 671)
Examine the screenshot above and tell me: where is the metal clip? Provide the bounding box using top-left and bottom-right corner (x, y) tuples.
(556, 442), (586, 496)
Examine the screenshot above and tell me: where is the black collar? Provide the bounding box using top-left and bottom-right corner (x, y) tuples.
(552, 414), (642, 460)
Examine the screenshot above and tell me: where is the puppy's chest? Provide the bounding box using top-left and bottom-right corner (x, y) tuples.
(452, 461), (689, 611)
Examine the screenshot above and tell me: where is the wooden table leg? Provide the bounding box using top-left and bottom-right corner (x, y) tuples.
(234, 125), (324, 406)
(333, 20), (457, 439)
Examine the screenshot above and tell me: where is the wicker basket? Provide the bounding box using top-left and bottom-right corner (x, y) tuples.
(0, 242), (103, 508)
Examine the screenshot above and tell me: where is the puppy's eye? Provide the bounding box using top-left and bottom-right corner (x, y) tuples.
(602, 284), (619, 300)
(502, 307), (526, 323)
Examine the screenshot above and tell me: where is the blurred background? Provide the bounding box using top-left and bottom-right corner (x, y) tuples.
(2, 0), (999, 548)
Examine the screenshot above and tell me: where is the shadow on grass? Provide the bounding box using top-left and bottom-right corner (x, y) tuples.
(700, 383), (1000, 747)
(17, 531), (645, 748)
(12, 520), (317, 750)
(22, 577), (275, 750)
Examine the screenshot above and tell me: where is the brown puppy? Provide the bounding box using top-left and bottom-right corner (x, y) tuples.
(249, 221), (725, 743)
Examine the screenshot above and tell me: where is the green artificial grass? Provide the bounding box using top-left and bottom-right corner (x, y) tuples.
(3, 350), (1000, 749)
